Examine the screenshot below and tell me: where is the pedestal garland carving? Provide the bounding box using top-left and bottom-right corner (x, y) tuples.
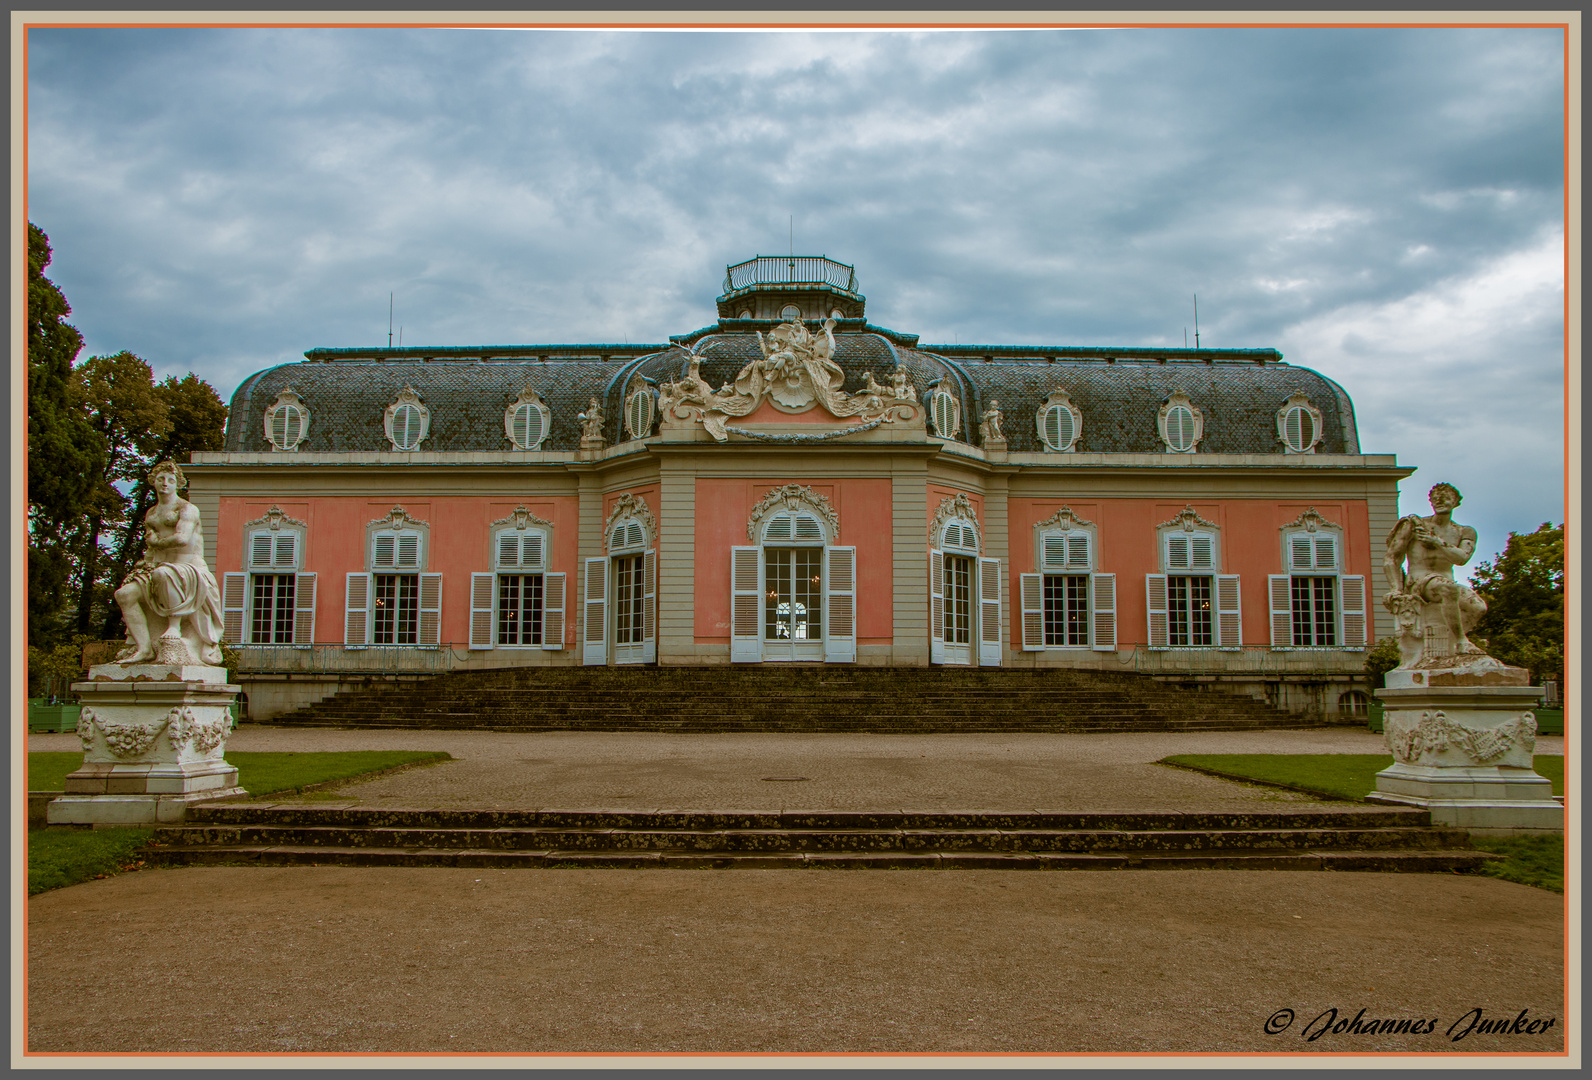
(1385, 709), (1537, 765)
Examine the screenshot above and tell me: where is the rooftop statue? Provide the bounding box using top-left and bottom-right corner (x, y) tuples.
(661, 319), (921, 441)
(577, 396), (605, 449)
(113, 461), (225, 667)
(1382, 483), (1490, 669)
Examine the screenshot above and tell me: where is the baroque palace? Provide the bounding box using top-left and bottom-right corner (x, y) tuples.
(188, 256), (1409, 720)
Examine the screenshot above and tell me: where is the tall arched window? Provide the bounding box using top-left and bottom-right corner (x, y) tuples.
(730, 485), (855, 664)
(583, 494), (657, 667)
(928, 494), (1001, 667)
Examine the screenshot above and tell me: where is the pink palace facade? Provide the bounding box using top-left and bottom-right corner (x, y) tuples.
(186, 257), (1411, 721)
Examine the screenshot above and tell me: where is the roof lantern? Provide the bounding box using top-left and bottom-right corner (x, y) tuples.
(716, 255), (866, 322)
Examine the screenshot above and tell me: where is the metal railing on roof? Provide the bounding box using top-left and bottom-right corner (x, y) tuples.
(724, 256), (858, 294)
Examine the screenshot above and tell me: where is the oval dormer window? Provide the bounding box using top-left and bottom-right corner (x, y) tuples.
(625, 387), (655, 440)
(1040, 404), (1076, 452)
(1164, 405), (1196, 452)
(509, 401), (549, 451)
(391, 403), (423, 450)
(268, 402), (307, 451)
(928, 390), (960, 440)
(1281, 405), (1316, 453)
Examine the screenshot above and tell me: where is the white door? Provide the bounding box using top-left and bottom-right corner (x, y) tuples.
(762, 546), (824, 662)
(941, 553), (974, 666)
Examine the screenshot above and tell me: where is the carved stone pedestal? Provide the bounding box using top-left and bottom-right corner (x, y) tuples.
(47, 662), (248, 826)
(1368, 683), (1561, 830)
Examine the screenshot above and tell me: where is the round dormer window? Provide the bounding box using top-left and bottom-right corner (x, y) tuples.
(738, 309), (753, 320)
(1039, 403), (1078, 452)
(780, 304), (802, 321)
(1164, 405), (1196, 452)
(509, 401), (549, 451)
(1281, 405), (1316, 453)
(391, 403), (424, 450)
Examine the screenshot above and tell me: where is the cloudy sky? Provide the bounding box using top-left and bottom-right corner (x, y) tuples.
(26, 23), (1566, 575)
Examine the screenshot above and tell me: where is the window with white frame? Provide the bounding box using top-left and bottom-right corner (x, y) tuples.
(346, 509), (440, 648)
(1036, 388), (1083, 453)
(222, 508), (315, 647)
(729, 486), (856, 665)
(926, 388), (961, 440)
(1157, 392), (1204, 454)
(263, 389), (310, 452)
(625, 385), (656, 440)
(928, 496), (1002, 667)
(1276, 393), (1324, 454)
(1269, 511), (1365, 650)
(383, 387), (431, 452)
(1019, 508), (1114, 653)
(1147, 507), (1239, 649)
(471, 511), (566, 652)
(505, 388), (551, 451)
(583, 494), (658, 667)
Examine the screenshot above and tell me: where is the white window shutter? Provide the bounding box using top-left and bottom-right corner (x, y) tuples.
(641, 549), (657, 663)
(497, 533), (519, 569)
(397, 533), (420, 569)
(249, 533), (272, 570)
(293, 573), (316, 647)
(1146, 574), (1169, 650)
(275, 534), (297, 569)
(1290, 535), (1313, 570)
(469, 572), (496, 650)
(344, 572), (371, 648)
(1315, 536), (1337, 570)
(1191, 535), (1214, 570)
(1067, 534), (1089, 570)
(730, 546), (761, 663)
(222, 573), (247, 645)
(929, 549), (945, 664)
(825, 546), (857, 663)
(543, 572), (567, 651)
(417, 573), (443, 648)
(977, 556), (1002, 667)
(1041, 534), (1066, 571)
(1090, 573), (1116, 651)
(1166, 535), (1188, 570)
(582, 557), (608, 665)
(1216, 574), (1242, 650)
(1269, 574), (1293, 650)
(1340, 574), (1367, 649)
(1019, 573), (1044, 651)
(523, 532), (544, 572)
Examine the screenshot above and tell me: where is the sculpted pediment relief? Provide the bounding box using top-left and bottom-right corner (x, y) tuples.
(658, 321), (922, 442)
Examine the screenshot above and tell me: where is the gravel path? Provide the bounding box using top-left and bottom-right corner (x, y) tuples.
(25, 726), (1567, 1059)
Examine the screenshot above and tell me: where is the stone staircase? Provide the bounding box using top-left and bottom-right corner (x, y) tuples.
(258, 666), (1352, 734)
(144, 804), (1494, 872)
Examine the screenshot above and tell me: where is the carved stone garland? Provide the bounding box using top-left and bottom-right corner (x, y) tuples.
(1158, 505), (1218, 533)
(244, 505), (308, 533)
(747, 485), (840, 543)
(603, 494), (657, 551)
(1035, 506), (1093, 533)
(1281, 507), (1334, 534)
(1387, 710), (1537, 765)
(928, 493), (982, 548)
(490, 506), (555, 533)
(77, 705), (231, 759)
(368, 506), (430, 532)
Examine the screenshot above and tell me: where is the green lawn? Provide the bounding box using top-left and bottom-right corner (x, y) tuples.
(29, 750), (450, 796)
(1159, 753), (1566, 892)
(1160, 753), (1563, 802)
(29, 750), (451, 896)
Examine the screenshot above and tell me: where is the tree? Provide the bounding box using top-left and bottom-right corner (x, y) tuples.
(99, 373), (229, 639)
(27, 223), (104, 649)
(69, 350), (172, 635)
(1471, 523), (1564, 691)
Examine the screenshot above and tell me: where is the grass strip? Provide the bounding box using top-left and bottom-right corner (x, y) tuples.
(1159, 754), (1563, 802)
(28, 828), (153, 895)
(1470, 835), (1564, 893)
(29, 750), (450, 797)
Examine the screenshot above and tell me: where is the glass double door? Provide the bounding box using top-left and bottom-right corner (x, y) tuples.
(764, 547), (823, 661)
(941, 553), (974, 665)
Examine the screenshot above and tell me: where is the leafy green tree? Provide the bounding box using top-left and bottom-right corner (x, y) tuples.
(1472, 523), (1564, 691)
(100, 373), (229, 639)
(27, 223), (104, 648)
(70, 351), (171, 635)
(1363, 636), (1401, 689)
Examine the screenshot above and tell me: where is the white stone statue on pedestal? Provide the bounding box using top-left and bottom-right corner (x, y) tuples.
(113, 460), (225, 667)
(49, 461), (246, 825)
(1368, 482), (1559, 829)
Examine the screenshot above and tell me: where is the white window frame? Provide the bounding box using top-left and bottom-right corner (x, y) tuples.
(225, 508), (315, 648)
(585, 495), (659, 666)
(383, 386), (431, 452)
(926, 388), (961, 440)
(1276, 393), (1324, 455)
(1157, 392), (1204, 454)
(348, 508), (438, 648)
(1270, 511), (1364, 651)
(505, 388), (552, 451)
(731, 486), (856, 665)
(1148, 507), (1238, 650)
(263, 389), (310, 452)
(625, 384), (656, 441)
(1021, 508), (1113, 653)
(1036, 388), (1082, 453)
(470, 522), (564, 651)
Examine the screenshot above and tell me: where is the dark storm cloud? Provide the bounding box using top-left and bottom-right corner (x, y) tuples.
(26, 25), (1564, 567)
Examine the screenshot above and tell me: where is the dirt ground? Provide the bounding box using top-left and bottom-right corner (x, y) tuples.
(24, 727), (1569, 1061)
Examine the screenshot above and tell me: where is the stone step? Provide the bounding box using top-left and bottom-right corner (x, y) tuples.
(150, 823), (1466, 854)
(140, 845), (1499, 873)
